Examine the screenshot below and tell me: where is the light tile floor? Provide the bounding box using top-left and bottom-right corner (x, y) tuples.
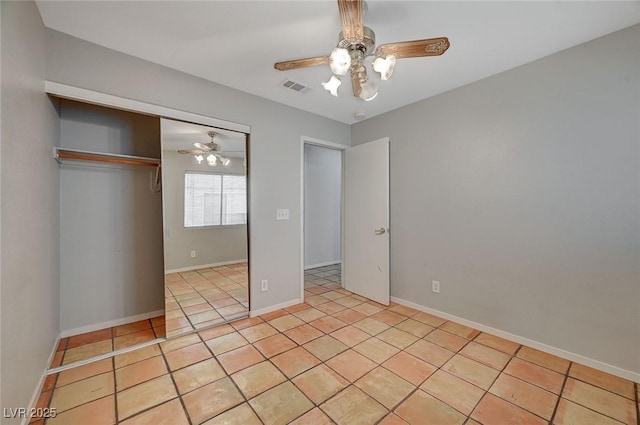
(304, 264), (341, 289)
(165, 262), (249, 337)
(50, 317), (165, 368)
(36, 281), (638, 425)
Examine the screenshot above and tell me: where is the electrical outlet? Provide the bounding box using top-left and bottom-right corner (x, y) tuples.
(261, 279), (268, 292)
(432, 280), (440, 294)
(190, 250), (196, 258)
(276, 209), (290, 220)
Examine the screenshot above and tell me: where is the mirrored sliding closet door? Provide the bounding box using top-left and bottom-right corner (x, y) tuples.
(161, 118), (249, 338)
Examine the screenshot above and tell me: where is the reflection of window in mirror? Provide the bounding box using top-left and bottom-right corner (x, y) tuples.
(184, 172), (247, 228)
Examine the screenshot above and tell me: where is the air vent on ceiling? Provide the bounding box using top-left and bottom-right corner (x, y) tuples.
(279, 79), (311, 94)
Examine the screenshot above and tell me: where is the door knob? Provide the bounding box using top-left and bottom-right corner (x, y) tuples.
(374, 228), (386, 235)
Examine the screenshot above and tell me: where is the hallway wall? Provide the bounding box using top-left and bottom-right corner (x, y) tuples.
(304, 144), (341, 269)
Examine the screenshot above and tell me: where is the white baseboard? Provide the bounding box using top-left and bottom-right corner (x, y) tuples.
(391, 296), (640, 383)
(60, 309), (165, 338)
(166, 259), (248, 274)
(22, 334), (62, 425)
(304, 261), (341, 270)
(250, 298), (302, 318)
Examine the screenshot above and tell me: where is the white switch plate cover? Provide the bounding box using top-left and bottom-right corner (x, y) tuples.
(261, 279), (268, 291)
(276, 209), (290, 220)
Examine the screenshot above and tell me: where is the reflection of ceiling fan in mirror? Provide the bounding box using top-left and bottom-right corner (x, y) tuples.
(274, 0), (450, 101)
(177, 131), (235, 167)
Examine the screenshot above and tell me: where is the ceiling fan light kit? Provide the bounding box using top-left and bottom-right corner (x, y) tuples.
(372, 54), (396, 81)
(178, 131), (232, 167)
(274, 0), (450, 101)
(322, 75), (342, 97)
(206, 154), (217, 166)
(329, 48), (351, 76)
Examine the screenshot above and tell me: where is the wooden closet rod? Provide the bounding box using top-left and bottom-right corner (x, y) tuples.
(57, 151), (160, 167)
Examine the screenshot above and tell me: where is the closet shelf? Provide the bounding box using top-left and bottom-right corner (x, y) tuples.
(54, 147), (161, 167)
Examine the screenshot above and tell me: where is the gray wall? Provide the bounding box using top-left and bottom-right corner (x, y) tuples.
(0, 1), (60, 421)
(304, 144), (341, 268)
(352, 24), (640, 374)
(162, 150), (247, 271)
(59, 100), (164, 331)
(46, 30), (351, 311)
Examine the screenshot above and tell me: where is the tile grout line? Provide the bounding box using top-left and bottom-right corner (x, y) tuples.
(47, 338), (166, 375)
(112, 341), (191, 425)
(212, 323), (276, 424)
(199, 328), (259, 424)
(459, 330), (517, 423)
(633, 382), (640, 425)
(159, 345), (195, 425)
(202, 318), (268, 424)
(112, 357), (120, 425)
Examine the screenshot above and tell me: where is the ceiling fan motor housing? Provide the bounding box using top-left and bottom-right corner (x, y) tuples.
(338, 26), (375, 55)
(338, 26), (376, 85)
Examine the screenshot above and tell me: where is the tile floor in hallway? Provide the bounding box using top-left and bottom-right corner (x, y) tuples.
(304, 264), (342, 288)
(165, 262), (249, 338)
(50, 316), (165, 368)
(36, 281), (638, 425)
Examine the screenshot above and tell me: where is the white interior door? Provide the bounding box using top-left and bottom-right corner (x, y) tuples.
(343, 138), (390, 305)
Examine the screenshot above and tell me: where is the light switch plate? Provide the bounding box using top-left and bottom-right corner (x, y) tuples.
(276, 209), (290, 220)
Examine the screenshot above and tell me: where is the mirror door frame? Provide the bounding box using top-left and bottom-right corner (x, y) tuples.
(46, 81), (253, 340)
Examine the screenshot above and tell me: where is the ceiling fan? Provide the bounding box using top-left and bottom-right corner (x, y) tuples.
(177, 131), (231, 166)
(274, 0), (450, 101)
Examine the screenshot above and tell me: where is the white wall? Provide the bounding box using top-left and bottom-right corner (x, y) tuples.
(0, 2), (60, 421)
(304, 144), (341, 268)
(352, 24), (640, 375)
(59, 99), (164, 332)
(45, 30), (351, 311)
(162, 150), (247, 271)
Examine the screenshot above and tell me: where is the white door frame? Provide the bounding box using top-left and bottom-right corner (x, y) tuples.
(299, 136), (347, 301)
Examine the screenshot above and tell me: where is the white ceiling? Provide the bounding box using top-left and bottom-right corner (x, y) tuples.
(36, 1), (640, 124)
(161, 118), (246, 158)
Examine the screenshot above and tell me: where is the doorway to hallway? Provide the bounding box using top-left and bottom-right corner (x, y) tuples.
(301, 139), (344, 300)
